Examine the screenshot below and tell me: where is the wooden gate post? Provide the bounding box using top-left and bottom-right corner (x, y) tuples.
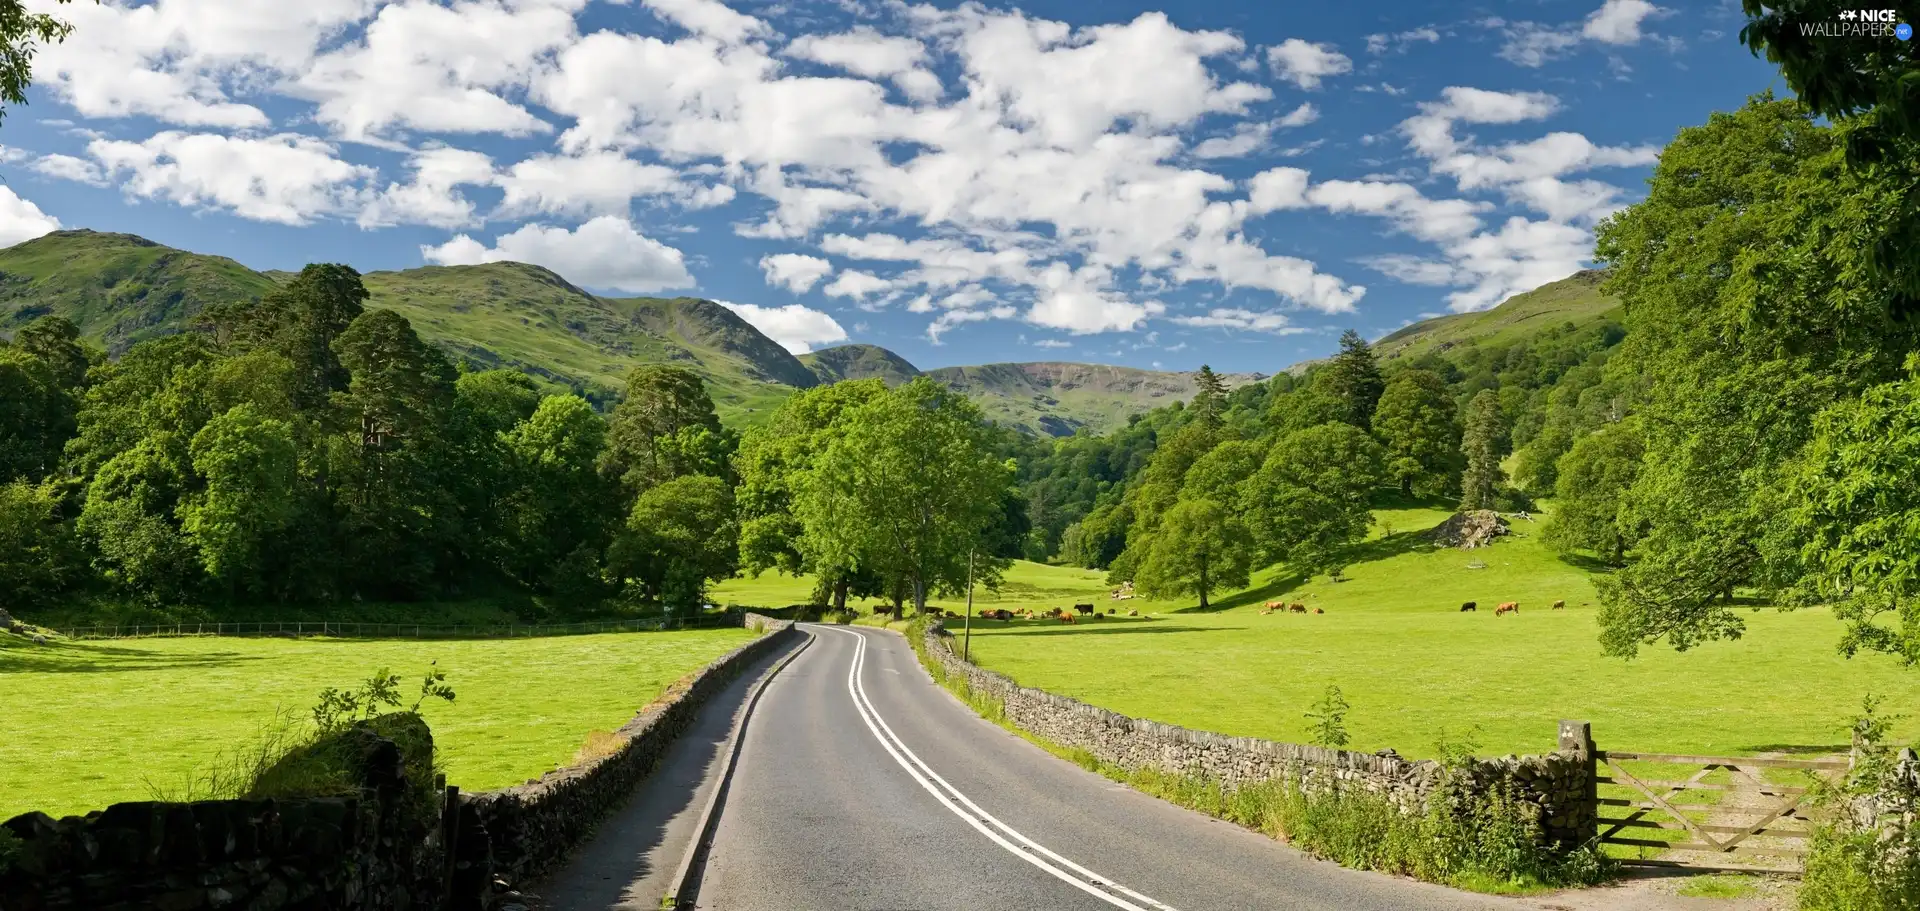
(1560, 720), (1597, 840)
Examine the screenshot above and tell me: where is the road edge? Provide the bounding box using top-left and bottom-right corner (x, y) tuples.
(661, 625), (817, 910)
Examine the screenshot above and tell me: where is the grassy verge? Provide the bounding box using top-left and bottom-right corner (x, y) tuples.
(0, 627), (757, 820)
(902, 618), (1612, 896)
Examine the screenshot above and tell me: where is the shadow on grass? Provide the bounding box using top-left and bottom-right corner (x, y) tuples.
(0, 640), (267, 675)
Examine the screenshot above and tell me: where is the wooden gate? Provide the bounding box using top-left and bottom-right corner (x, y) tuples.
(1592, 748), (1849, 874)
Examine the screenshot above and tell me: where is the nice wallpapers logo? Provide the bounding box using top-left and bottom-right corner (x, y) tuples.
(1800, 9), (1913, 39)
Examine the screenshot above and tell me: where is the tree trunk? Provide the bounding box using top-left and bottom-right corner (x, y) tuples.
(1198, 560), (1209, 611)
(832, 578), (849, 612)
(912, 577), (927, 618)
(1401, 476), (1413, 498)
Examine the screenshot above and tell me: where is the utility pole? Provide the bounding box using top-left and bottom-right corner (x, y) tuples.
(964, 549), (975, 662)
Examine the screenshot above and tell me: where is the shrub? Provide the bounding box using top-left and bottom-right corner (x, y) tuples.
(1799, 695), (1920, 911)
(1306, 684), (1351, 748)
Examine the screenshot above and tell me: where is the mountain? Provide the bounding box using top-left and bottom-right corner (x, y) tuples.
(924, 362), (1266, 437)
(798, 343), (923, 385)
(0, 230), (1264, 435)
(0, 230), (806, 422)
(1372, 270), (1619, 362)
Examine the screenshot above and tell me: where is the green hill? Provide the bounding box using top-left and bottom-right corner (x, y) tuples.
(0, 230), (805, 424)
(0, 230), (1274, 434)
(924, 362), (1266, 437)
(1372, 270), (1618, 362)
(799, 343), (924, 385)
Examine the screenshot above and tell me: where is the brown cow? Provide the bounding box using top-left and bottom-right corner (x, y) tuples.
(1127, 609), (1139, 617)
(1460, 601), (1477, 612)
(1264, 600), (1286, 610)
(1289, 603), (1308, 614)
(1060, 612), (1077, 624)
(1551, 600), (1566, 610)
(1313, 608), (1324, 614)
(1495, 602), (1518, 616)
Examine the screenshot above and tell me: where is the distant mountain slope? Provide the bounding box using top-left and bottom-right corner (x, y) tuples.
(925, 362), (1266, 437)
(799, 343), (924, 385)
(0, 230), (1271, 434)
(0, 230), (805, 423)
(1373, 270), (1619, 361)
(0, 231), (278, 352)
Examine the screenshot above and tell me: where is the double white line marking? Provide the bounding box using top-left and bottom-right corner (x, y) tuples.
(824, 626), (1182, 911)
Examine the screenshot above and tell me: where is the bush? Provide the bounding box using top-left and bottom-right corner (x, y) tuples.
(1799, 696), (1920, 910)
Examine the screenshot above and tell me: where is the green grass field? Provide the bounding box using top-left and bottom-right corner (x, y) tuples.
(716, 508), (1920, 759)
(0, 627), (756, 821)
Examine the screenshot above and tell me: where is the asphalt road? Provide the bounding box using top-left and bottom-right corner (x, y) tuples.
(690, 624), (1535, 911)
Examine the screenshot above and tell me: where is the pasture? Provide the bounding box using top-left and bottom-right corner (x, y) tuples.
(715, 507), (1920, 759)
(0, 627), (757, 821)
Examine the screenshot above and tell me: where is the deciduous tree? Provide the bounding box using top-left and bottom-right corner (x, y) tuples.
(1134, 497), (1253, 611)
(1371, 369), (1460, 498)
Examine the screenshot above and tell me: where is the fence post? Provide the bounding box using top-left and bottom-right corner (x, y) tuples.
(1559, 720), (1597, 843)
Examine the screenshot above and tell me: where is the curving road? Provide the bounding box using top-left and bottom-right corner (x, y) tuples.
(680, 624), (1532, 911)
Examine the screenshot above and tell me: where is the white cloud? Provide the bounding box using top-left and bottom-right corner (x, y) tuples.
(718, 301), (848, 353)
(1032, 338), (1072, 348)
(644, 0), (769, 43)
(358, 146), (496, 229)
(760, 253), (834, 293)
(496, 151), (687, 217)
(1171, 307), (1301, 333)
(30, 153), (106, 186)
(1191, 103), (1316, 159)
(785, 27), (941, 102)
(0, 187), (61, 247)
(420, 216), (695, 293)
(823, 270), (893, 300)
(1585, 0), (1664, 44)
(1365, 27), (1440, 54)
(1024, 265), (1165, 333)
(88, 131), (374, 225)
(1265, 38), (1351, 90)
(1498, 23), (1583, 67)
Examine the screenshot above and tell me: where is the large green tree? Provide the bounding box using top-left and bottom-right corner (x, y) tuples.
(209, 264), (368, 409)
(0, 479), (81, 609)
(1135, 497), (1253, 610)
(1458, 389), (1506, 511)
(1592, 96), (1920, 656)
(796, 378), (1010, 617)
(1318, 330), (1386, 429)
(179, 404), (300, 593)
(607, 474), (738, 612)
(601, 365), (730, 499)
(1190, 365), (1228, 429)
(1372, 369), (1460, 498)
(1543, 421), (1645, 566)
(501, 395), (615, 596)
(1241, 422), (1385, 576)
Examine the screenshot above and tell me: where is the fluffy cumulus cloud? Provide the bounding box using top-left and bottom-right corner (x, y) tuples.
(420, 216), (695, 292)
(1492, 0), (1671, 67)
(0, 187), (62, 247)
(1265, 39), (1351, 90)
(13, 0), (1662, 338)
(718, 301), (848, 353)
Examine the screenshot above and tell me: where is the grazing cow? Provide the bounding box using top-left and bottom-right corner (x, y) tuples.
(1106, 608), (1116, 615)
(1264, 600), (1286, 610)
(1127, 609), (1139, 617)
(1060, 612), (1077, 624)
(1314, 608), (1325, 614)
(1460, 601), (1477, 612)
(1551, 600), (1566, 610)
(1074, 603), (1094, 614)
(1495, 602), (1518, 616)
(1290, 603), (1308, 614)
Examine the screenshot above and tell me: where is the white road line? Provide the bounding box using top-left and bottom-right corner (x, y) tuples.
(822, 626), (1182, 911)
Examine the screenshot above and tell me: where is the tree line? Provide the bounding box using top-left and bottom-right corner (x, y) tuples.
(0, 268), (1026, 621)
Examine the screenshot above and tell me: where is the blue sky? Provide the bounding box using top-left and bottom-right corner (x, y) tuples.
(0, 0), (1783, 374)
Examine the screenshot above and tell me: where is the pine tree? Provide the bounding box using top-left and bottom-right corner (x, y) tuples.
(1191, 365), (1227, 428)
(1319, 330), (1384, 429)
(1458, 389), (1506, 511)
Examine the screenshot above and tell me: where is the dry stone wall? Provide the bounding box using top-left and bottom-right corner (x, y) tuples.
(0, 614), (796, 911)
(922, 623), (1594, 849)
(453, 615), (795, 899)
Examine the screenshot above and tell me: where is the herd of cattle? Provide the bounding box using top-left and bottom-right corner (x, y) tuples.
(942, 604), (1141, 624)
(933, 597), (1576, 624)
(1458, 600), (1567, 614)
